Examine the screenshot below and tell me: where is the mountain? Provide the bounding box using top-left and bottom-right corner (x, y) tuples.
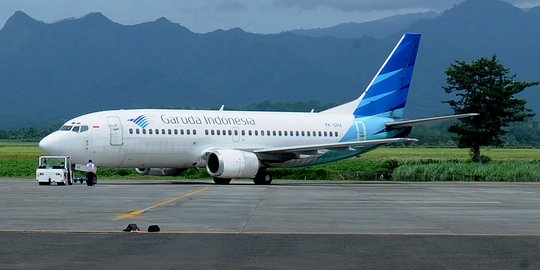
(402, 0), (540, 117)
(1, 0), (539, 129)
(0, 11), (385, 128)
(290, 12), (438, 39)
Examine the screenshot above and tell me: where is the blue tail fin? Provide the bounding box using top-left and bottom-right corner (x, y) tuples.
(353, 33), (421, 119)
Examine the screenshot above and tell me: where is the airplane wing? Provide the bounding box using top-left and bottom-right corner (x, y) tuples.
(385, 113), (479, 129)
(253, 137), (417, 155)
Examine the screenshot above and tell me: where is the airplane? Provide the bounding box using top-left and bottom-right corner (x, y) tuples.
(39, 33), (476, 185)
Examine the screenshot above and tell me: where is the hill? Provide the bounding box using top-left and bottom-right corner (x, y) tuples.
(290, 12), (438, 39)
(0, 0), (539, 128)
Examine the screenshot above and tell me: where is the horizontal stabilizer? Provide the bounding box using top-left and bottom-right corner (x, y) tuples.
(254, 138), (417, 155)
(385, 113), (479, 129)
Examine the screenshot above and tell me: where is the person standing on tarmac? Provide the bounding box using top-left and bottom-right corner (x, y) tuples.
(86, 160), (97, 186)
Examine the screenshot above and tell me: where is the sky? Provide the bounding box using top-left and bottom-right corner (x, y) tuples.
(1, 0), (539, 33)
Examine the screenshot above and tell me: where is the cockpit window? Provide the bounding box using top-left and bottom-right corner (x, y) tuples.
(60, 124), (89, 133)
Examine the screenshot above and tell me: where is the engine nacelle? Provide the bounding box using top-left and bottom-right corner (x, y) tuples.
(206, 149), (260, 178)
(135, 168), (186, 176)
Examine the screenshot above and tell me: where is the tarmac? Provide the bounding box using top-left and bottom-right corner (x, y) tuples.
(1, 179), (540, 269)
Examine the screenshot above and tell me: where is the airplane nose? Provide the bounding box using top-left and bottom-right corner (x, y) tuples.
(39, 133), (64, 155)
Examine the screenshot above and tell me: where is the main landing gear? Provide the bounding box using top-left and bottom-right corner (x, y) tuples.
(212, 171), (273, 185)
(253, 171), (272, 185)
(213, 177), (232, 185)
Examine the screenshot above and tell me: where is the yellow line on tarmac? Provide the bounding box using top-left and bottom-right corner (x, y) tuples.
(116, 187), (208, 220)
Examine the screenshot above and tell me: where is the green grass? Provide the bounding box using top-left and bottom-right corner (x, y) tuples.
(392, 160), (540, 182)
(1, 141), (539, 181)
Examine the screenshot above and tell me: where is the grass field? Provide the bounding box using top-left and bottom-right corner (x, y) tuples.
(1, 141), (539, 181)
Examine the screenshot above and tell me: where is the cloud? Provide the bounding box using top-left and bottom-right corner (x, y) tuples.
(272, 0), (456, 11)
(271, 0), (540, 12)
(216, 0), (248, 12)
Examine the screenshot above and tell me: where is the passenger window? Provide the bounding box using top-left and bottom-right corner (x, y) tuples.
(234, 130), (238, 136)
(283, 131), (287, 136)
(162, 129), (166, 135)
(335, 131), (338, 137)
(155, 129), (159, 134)
(254, 130), (258, 136)
(181, 129), (185, 135)
(205, 130), (209, 135)
(136, 129), (140, 134)
(216, 130), (221, 135)
(248, 130), (252, 136)
(211, 130), (215, 135)
(129, 128), (133, 134)
(192, 129), (196, 135)
(149, 129), (153, 134)
(174, 129), (178, 135)
(329, 131), (333, 137)
(318, 131), (322, 137)
(307, 131), (310, 136)
(267, 130), (271, 136)
(324, 131), (327, 137)
(278, 131), (282, 136)
(142, 129), (147, 134)
(241, 130), (245, 136)
(168, 129), (172, 135)
(228, 130), (232, 136)
(272, 131), (276, 136)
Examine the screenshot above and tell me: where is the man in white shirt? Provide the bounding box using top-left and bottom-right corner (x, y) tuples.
(86, 160), (97, 186)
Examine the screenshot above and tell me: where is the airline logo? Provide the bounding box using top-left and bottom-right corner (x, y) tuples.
(128, 115), (150, 128)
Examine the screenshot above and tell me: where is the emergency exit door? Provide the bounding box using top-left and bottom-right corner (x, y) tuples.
(107, 116), (123, 146)
(355, 121), (366, 141)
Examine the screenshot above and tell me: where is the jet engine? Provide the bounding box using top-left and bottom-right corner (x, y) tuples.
(206, 149), (260, 178)
(135, 168), (186, 176)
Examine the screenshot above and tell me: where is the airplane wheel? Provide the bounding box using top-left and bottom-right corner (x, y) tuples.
(213, 177), (231, 185)
(253, 172), (272, 185)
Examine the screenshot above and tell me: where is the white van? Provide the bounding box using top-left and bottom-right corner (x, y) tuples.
(36, 156), (73, 185)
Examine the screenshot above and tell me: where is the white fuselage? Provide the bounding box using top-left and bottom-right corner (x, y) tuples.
(39, 109), (383, 169)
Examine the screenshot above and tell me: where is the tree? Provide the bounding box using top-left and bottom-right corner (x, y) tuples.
(443, 55), (539, 162)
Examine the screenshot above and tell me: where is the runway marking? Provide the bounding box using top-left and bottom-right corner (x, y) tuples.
(3, 229), (540, 237)
(373, 201), (501, 204)
(115, 187), (208, 219)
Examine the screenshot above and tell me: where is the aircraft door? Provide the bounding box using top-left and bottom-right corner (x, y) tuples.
(107, 116), (124, 146)
(355, 121), (366, 141)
